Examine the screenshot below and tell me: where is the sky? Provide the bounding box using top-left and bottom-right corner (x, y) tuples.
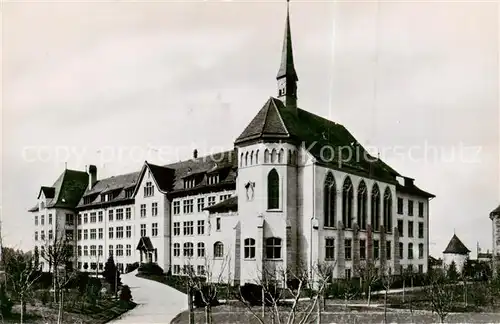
(2, 1), (499, 258)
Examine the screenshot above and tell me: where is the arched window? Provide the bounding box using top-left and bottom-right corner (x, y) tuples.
(287, 150), (292, 164)
(271, 149), (277, 163)
(255, 150), (259, 164)
(173, 243), (180, 257)
(278, 149), (284, 163)
(214, 242), (224, 258)
(244, 238), (256, 259)
(267, 169), (280, 209)
(383, 188), (392, 233)
(183, 242), (194, 257)
(245, 152), (249, 167)
(197, 242), (205, 257)
(342, 177), (354, 228)
(250, 151), (254, 165)
(357, 181), (368, 230)
(324, 173), (336, 227)
(264, 149), (270, 163)
(371, 184), (381, 231)
(240, 153), (244, 167)
(265, 237), (282, 259)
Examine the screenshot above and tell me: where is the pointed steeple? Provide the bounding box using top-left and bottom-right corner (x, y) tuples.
(277, 0), (298, 112)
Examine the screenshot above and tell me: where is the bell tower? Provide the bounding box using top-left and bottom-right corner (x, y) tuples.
(277, 0), (298, 112)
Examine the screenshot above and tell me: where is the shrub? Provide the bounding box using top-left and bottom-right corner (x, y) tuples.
(103, 256), (122, 294)
(193, 286), (220, 308)
(125, 262), (140, 274)
(39, 290), (50, 305)
(119, 285), (133, 303)
(0, 284), (13, 316)
(138, 262), (164, 276)
(240, 283), (281, 306)
(34, 272), (53, 289)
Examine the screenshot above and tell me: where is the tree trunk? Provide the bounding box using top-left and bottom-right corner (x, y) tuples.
(367, 286), (371, 306)
(188, 289), (194, 324)
(205, 304), (212, 324)
(316, 294), (321, 324)
(20, 298), (24, 324)
(384, 289), (388, 323)
(403, 279), (406, 303)
(57, 289), (64, 324)
(261, 288), (265, 318)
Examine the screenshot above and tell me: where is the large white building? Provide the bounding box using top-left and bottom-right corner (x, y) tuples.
(29, 2), (434, 284)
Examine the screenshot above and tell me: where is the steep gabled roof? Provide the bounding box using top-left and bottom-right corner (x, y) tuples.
(136, 237), (154, 251)
(235, 97), (400, 183)
(205, 196), (238, 213)
(37, 186), (55, 199)
(443, 234), (470, 255)
(77, 171), (139, 208)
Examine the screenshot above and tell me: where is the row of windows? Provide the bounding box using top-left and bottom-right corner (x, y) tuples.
(323, 173), (392, 232)
(397, 220), (425, 238)
(34, 229), (74, 241)
(77, 244), (132, 257)
(173, 195), (229, 215)
(173, 219), (220, 236)
(343, 263), (425, 280)
(172, 238), (275, 260)
(77, 203), (158, 225)
(324, 238), (425, 261)
(75, 223), (159, 240)
(34, 214), (74, 226)
(240, 148), (298, 167)
(77, 262), (127, 273)
(397, 198), (425, 217)
(172, 264), (206, 276)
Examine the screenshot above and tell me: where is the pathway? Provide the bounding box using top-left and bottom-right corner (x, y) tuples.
(109, 270), (187, 324)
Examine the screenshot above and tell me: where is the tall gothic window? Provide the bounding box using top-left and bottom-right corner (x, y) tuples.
(357, 180), (368, 230)
(267, 169), (279, 209)
(324, 173), (336, 227)
(371, 184), (381, 231)
(383, 188), (393, 233)
(264, 149), (270, 163)
(342, 177), (354, 228)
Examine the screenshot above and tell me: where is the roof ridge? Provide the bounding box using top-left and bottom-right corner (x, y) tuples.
(270, 98), (290, 136)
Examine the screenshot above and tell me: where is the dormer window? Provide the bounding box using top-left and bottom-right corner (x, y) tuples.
(83, 196), (93, 205)
(125, 188), (134, 198)
(144, 182), (154, 197)
(184, 178), (195, 189)
(40, 202), (45, 210)
(208, 174), (219, 185)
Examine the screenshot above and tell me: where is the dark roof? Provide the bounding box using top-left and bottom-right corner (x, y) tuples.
(235, 97), (399, 183)
(205, 196), (238, 213)
(396, 182), (435, 198)
(147, 162), (175, 192)
(443, 234), (470, 255)
(490, 204), (500, 218)
(77, 171), (139, 208)
(38, 186), (55, 199)
(477, 252), (492, 259)
(136, 237), (154, 251)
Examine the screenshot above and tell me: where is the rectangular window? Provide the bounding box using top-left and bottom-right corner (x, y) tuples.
(418, 202), (424, 217)
(109, 227), (113, 239)
(66, 230), (74, 241)
(144, 182), (154, 197)
(399, 242), (404, 259)
(83, 214), (88, 224)
(66, 214), (74, 225)
(265, 238), (282, 259)
(116, 245), (124, 257)
(408, 200), (414, 216)
(183, 221), (194, 236)
(173, 244), (180, 257)
(90, 245), (97, 256)
(125, 208), (131, 220)
(98, 211), (103, 222)
(398, 219), (404, 237)
(140, 224), (146, 237)
(83, 229), (88, 240)
(173, 222), (180, 236)
(173, 265), (181, 275)
(220, 194), (231, 202)
(325, 238), (335, 260)
(216, 217), (221, 231)
(78, 230), (82, 240)
(408, 243), (414, 259)
(41, 230), (45, 240)
(197, 265), (205, 276)
(408, 221), (414, 238)
(84, 246), (88, 256)
(208, 174), (219, 185)
(418, 222), (424, 238)
(345, 239), (352, 260)
(126, 226), (132, 238)
(48, 214), (53, 225)
(244, 239), (256, 259)
(90, 229), (96, 240)
(41, 215), (45, 225)
(152, 223), (158, 237)
(152, 202), (158, 216)
(197, 220), (205, 235)
(140, 204), (146, 217)
(108, 210), (113, 222)
(418, 264), (423, 273)
(360, 239), (366, 260)
(386, 241), (392, 260)
(183, 199), (193, 214)
(89, 212), (95, 223)
(126, 244), (131, 256)
(173, 201), (180, 215)
(98, 245), (103, 256)
(35, 231), (38, 241)
(197, 198), (205, 212)
(35, 216), (38, 226)
(345, 269), (352, 280)
(373, 240), (380, 259)
(116, 208), (124, 221)
(418, 243), (424, 259)
(116, 226), (124, 239)
(98, 228), (103, 239)
(208, 196), (216, 207)
(397, 198), (403, 214)
(197, 243), (205, 257)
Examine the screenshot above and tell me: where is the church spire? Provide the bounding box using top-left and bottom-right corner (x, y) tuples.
(277, 0), (298, 111)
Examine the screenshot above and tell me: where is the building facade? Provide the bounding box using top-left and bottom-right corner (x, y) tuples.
(29, 2), (434, 284)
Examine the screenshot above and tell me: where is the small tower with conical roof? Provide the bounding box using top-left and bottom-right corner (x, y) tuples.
(443, 233), (470, 273)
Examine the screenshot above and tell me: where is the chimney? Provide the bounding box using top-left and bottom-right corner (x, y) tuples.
(193, 149), (198, 159)
(88, 165), (97, 190)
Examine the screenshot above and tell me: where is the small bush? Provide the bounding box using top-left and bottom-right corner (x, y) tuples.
(193, 286), (220, 308)
(240, 283), (281, 306)
(120, 285), (133, 303)
(39, 289), (51, 305)
(125, 262), (140, 274)
(138, 262), (164, 276)
(0, 284), (13, 316)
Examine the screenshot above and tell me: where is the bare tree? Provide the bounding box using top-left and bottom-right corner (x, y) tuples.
(355, 260), (379, 306)
(4, 248), (42, 323)
(425, 268), (457, 323)
(381, 267), (394, 324)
